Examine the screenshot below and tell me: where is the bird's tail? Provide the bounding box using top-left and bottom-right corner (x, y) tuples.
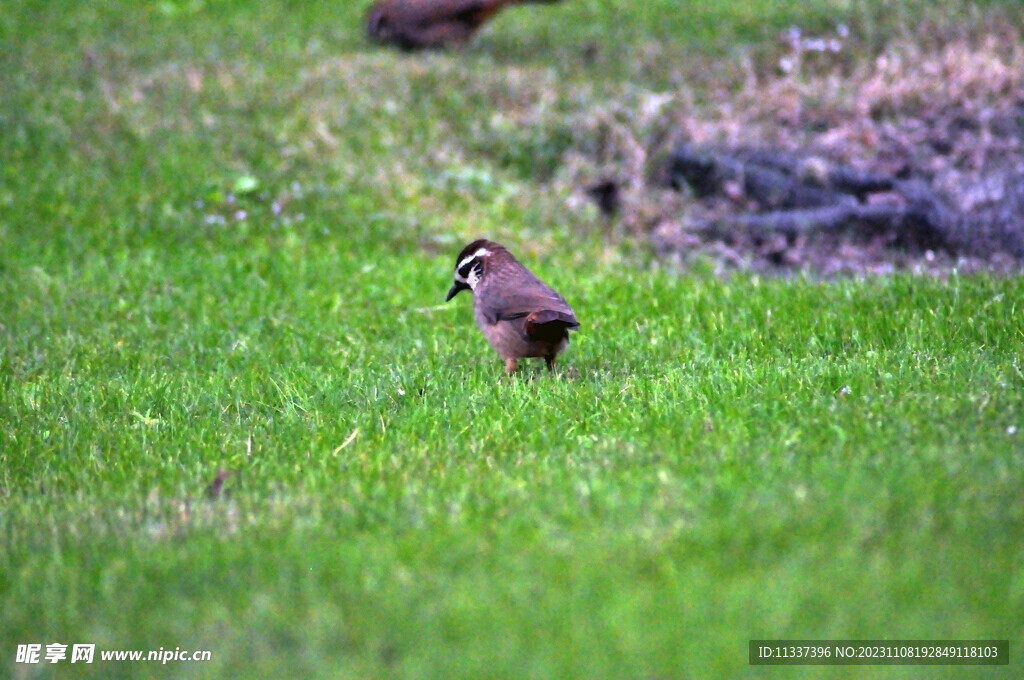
(527, 310), (579, 331)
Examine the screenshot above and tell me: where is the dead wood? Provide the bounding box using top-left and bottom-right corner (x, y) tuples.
(665, 144), (1020, 258)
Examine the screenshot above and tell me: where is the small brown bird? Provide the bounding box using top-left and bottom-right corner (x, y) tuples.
(446, 239), (579, 374)
(367, 0), (563, 50)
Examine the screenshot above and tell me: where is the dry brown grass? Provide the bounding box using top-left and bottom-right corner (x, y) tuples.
(553, 23), (1024, 273)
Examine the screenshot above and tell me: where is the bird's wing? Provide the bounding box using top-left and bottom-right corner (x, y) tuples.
(481, 272), (577, 328)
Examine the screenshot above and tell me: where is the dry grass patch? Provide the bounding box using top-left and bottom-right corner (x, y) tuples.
(556, 24), (1024, 274)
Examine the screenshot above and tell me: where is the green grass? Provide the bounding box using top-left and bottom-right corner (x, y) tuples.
(2, 0), (1023, 678)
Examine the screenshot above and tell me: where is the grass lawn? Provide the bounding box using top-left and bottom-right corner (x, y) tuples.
(2, 0), (1022, 678)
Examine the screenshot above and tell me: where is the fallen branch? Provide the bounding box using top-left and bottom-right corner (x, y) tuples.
(667, 144), (957, 252)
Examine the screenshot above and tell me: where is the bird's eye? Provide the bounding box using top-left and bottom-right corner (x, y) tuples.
(457, 259), (476, 279)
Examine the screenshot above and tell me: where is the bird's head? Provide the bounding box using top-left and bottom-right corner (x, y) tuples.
(366, 7), (394, 42)
(445, 239), (499, 301)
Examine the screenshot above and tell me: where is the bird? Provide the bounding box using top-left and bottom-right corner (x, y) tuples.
(366, 0), (564, 51)
(445, 239), (579, 374)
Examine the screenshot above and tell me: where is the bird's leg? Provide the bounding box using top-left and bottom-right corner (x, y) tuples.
(504, 357), (519, 375)
(544, 355), (556, 372)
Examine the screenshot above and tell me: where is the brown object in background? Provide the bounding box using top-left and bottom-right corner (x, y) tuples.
(367, 0), (563, 50)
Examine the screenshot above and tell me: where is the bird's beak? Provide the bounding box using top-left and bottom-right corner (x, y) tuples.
(445, 281), (468, 302)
